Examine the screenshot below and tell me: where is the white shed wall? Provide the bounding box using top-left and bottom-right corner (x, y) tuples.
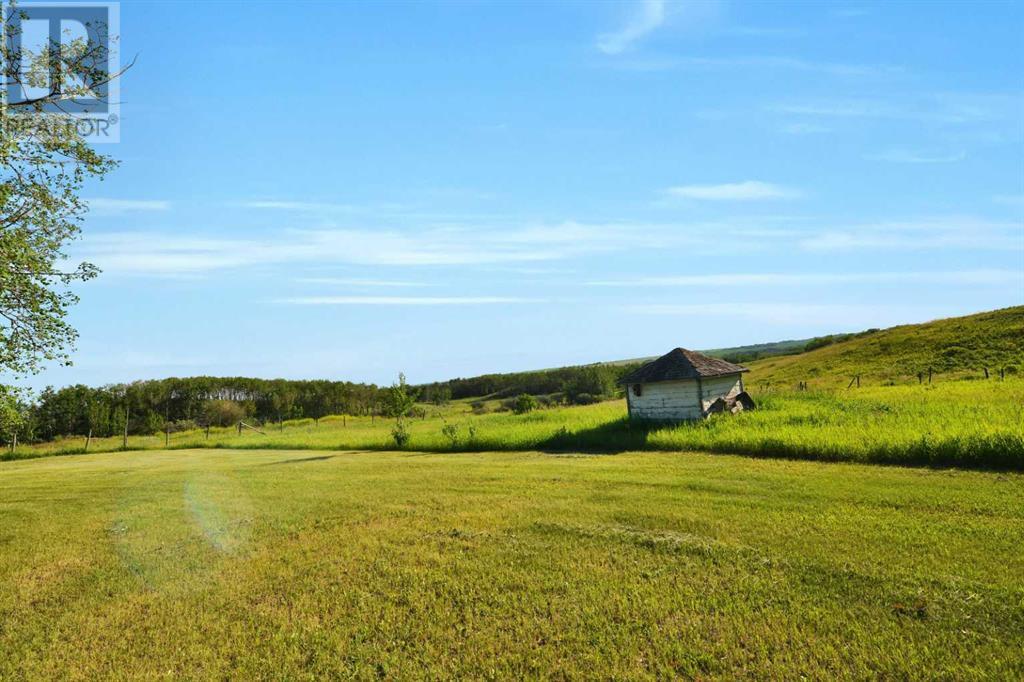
(627, 373), (744, 421)
(699, 374), (743, 410)
(628, 379), (702, 421)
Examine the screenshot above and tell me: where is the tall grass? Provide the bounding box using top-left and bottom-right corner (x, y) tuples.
(8, 379), (1023, 470)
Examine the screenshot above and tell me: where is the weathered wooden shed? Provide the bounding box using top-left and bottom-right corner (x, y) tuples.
(620, 348), (749, 421)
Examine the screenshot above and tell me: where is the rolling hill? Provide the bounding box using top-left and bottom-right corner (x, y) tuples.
(421, 306), (1023, 399)
(598, 336), (815, 368)
(746, 306), (1024, 388)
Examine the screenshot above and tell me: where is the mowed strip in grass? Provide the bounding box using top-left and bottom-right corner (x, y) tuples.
(15, 379), (1024, 469)
(1, 449), (1022, 678)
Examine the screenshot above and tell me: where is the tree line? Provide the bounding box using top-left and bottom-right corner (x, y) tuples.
(7, 377), (387, 443)
(417, 363), (634, 404)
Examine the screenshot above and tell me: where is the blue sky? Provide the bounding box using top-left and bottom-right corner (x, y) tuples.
(30, 0), (1024, 389)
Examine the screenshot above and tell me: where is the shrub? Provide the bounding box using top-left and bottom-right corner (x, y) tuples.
(391, 420), (410, 448)
(168, 419), (198, 433)
(441, 421), (460, 448)
(470, 400), (487, 415)
(804, 335), (837, 352)
(203, 400), (246, 428)
(570, 392), (599, 406)
(512, 394), (539, 414)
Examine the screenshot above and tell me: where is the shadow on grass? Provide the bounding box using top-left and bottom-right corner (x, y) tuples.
(261, 454), (340, 466)
(538, 418), (654, 454)
(532, 417), (1024, 471)
(9, 420), (1022, 473)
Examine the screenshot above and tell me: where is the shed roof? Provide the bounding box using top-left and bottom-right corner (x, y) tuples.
(619, 348), (748, 385)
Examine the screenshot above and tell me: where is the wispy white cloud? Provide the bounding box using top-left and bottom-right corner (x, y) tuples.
(236, 199), (506, 225)
(596, 0), (667, 55)
(771, 101), (901, 119)
(993, 194), (1024, 207)
(865, 149), (966, 164)
(833, 7), (870, 18)
(720, 26), (804, 38)
(296, 278), (434, 288)
(86, 198), (171, 214)
(618, 55), (900, 77)
(77, 221), (688, 276)
(623, 302), (938, 325)
(239, 200), (359, 213)
(781, 122), (832, 135)
(770, 92), (1021, 125)
(76, 214), (1019, 277)
(276, 296), (540, 306)
(590, 269), (1022, 287)
(666, 181), (800, 201)
(798, 217), (1022, 252)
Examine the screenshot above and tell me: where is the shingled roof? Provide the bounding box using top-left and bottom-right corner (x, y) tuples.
(619, 348), (748, 385)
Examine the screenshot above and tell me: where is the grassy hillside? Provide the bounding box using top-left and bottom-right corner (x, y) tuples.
(418, 337), (818, 400)
(748, 306), (1024, 388)
(2, 448), (1021, 678)
(13, 379), (1024, 469)
(604, 337), (814, 367)
(419, 307), (1022, 399)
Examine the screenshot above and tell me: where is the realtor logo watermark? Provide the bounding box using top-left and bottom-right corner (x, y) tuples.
(2, 2), (120, 142)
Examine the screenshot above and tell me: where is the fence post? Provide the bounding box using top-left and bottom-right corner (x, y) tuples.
(928, 367), (932, 384)
(984, 367), (989, 379)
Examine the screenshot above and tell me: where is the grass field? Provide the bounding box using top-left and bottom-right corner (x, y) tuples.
(13, 379), (1024, 470)
(746, 306), (1024, 388)
(1, 448), (1021, 678)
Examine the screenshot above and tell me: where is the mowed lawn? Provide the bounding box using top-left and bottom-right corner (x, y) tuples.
(1, 449), (1022, 679)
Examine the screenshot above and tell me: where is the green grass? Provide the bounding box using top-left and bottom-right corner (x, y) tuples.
(13, 379), (1024, 470)
(747, 306), (1024, 388)
(1, 448), (1021, 678)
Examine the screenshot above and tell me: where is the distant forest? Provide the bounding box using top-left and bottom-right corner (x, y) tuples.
(18, 332), (863, 443)
(23, 378), (384, 443)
